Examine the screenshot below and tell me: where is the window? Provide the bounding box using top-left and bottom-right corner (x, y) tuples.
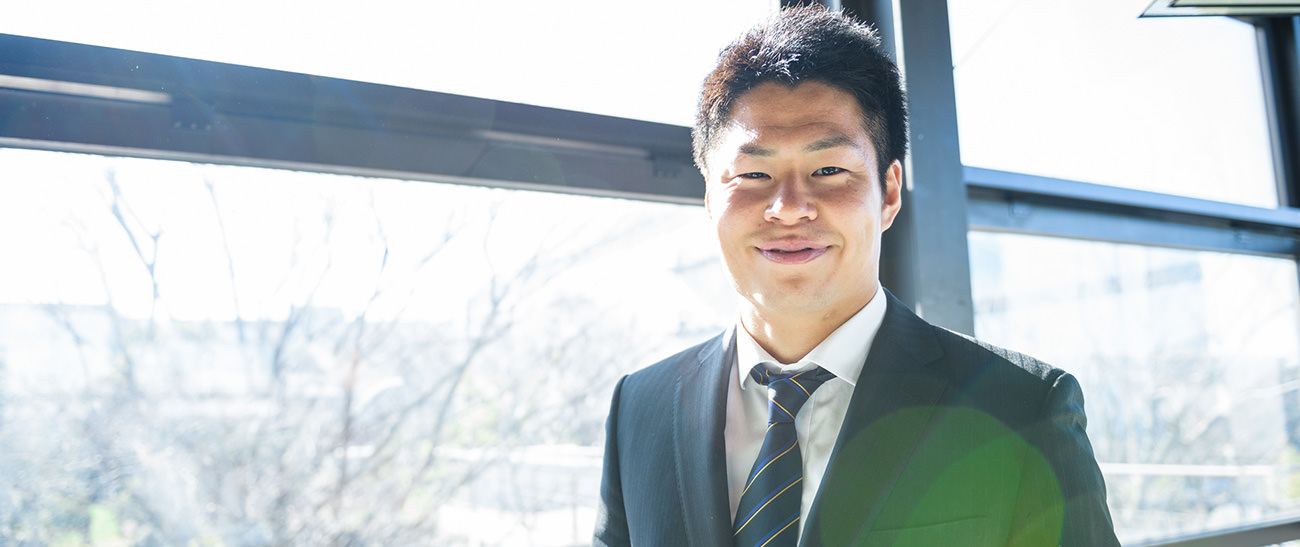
(0, 147), (731, 544)
(969, 231), (1300, 544)
(4, 0), (1298, 543)
(948, 0), (1277, 207)
(950, 0), (1300, 539)
(0, 0), (777, 126)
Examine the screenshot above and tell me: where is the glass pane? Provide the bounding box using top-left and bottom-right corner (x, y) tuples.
(948, 0), (1277, 207)
(0, 0), (776, 126)
(969, 230), (1300, 544)
(0, 147), (731, 545)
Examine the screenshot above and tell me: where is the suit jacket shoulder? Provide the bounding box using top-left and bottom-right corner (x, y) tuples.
(619, 331), (725, 400)
(594, 329), (734, 547)
(805, 294), (1119, 546)
(927, 325), (1075, 428)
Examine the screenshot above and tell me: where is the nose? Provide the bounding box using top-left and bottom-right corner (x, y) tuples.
(764, 177), (817, 224)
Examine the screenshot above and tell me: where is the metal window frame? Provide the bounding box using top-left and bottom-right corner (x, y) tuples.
(967, 166), (1300, 257)
(1129, 514), (1300, 547)
(1142, 0), (1300, 17)
(1258, 16), (1300, 208)
(0, 33), (704, 205)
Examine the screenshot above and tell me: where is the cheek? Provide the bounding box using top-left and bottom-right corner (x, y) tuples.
(716, 186), (774, 219)
(824, 191), (884, 240)
(707, 188), (752, 225)
(819, 185), (874, 213)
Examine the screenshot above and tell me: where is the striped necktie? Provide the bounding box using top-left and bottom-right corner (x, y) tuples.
(733, 365), (836, 547)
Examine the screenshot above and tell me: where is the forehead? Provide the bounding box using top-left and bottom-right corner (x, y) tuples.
(712, 82), (872, 160)
(730, 81), (864, 129)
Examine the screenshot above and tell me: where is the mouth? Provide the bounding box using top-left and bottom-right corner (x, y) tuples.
(757, 243), (830, 265)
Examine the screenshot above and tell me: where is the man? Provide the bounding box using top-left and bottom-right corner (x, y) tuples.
(595, 6), (1119, 547)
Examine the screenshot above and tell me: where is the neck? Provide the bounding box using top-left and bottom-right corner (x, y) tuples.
(741, 301), (867, 364)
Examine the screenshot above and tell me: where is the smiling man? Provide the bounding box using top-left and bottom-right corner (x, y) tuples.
(706, 81), (896, 366)
(594, 6), (1119, 547)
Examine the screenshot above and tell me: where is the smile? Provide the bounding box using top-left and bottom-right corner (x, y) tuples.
(758, 245), (829, 265)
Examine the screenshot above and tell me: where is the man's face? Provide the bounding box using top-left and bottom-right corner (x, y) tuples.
(703, 81), (902, 322)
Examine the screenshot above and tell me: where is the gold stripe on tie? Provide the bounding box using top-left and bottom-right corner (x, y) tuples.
(738, 442), (797, 499)
(734, 477), (802, 535)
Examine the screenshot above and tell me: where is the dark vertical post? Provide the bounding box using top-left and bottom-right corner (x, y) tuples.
(1257, 16), (1300, 455)
(841, 0), (975, 334)
(1257, 16), (1300, 209)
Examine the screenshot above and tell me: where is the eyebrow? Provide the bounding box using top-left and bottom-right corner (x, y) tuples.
(804, 134), (853, 152)
(737, 134), (854, 157)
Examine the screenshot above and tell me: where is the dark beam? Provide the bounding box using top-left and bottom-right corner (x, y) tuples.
(0, 34), (704, 204)
(1129, 515), (1300, 547)
(843, 0), (975, 334)
(967, 167), (1300, 257)
(1257, 16), (1300, 208)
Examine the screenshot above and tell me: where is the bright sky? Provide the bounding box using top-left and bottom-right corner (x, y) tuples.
(2, 0), (774, 126)
(946, 0), (1275, 207)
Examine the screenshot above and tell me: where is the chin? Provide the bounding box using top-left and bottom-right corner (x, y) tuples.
(751, 291), (830, 315)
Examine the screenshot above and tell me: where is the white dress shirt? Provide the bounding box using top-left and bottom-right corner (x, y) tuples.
(724, 284), (888, 539)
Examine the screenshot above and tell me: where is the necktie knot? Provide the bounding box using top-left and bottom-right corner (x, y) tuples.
(750, 365), (837, 424)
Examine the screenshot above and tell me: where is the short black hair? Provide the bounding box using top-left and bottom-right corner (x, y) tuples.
(692, 5), (908, 182)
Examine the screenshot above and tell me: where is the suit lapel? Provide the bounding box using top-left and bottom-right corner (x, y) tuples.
(802, 292), (953, 546)
(674, 327), (736, 547)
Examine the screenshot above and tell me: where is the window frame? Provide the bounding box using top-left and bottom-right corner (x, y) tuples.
(0, 33), (703, 205)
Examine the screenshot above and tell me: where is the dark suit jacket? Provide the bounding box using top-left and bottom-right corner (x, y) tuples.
(594, 291), (1120, 546)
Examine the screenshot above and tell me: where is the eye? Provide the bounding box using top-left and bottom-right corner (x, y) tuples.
(812, 166), (846, 176)
(735, 172), (769, 180)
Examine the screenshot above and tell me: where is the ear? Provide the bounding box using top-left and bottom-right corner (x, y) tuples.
(879, 160), (903, 231)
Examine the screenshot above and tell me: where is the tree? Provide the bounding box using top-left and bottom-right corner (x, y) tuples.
(0, 158), (727, 546)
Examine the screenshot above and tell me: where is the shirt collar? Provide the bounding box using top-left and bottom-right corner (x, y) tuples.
(736, 284), (888, 389)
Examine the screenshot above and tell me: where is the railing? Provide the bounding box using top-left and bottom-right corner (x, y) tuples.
(1131, 517), (1300, 547)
